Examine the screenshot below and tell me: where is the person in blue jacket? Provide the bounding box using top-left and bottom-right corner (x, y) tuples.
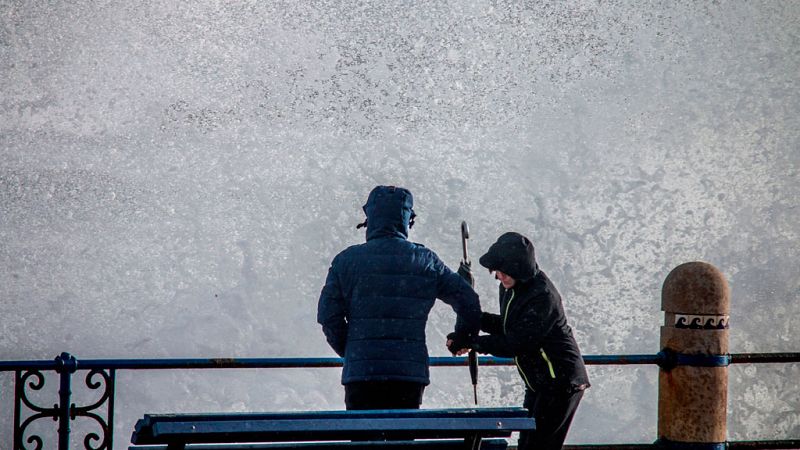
(317, 185), (481, 410)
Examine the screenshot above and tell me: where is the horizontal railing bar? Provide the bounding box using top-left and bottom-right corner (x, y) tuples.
(433, 355), (663, 366)
(584, 355), (663, 365)
(0, 360), (59, 371)
(563, 445), (655, 449)
(728, 439), (800, 449)
(1, 353), (798, 372)
(0, 355), (654, 371)
(563, 441), (800, 450)
(729, 352), (800, 364)
(0, 357), (373, 371)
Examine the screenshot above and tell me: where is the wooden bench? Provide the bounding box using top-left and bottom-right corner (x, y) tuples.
(129, 407), (534, 450)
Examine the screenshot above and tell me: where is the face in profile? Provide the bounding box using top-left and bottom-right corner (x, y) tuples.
(492, 270), (516, 289)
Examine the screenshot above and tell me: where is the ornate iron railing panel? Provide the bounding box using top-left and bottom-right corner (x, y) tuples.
(14, 368), (57, 450)
(9, 353), (115, 450)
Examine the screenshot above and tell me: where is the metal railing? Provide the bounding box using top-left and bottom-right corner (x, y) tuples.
(1, 352), (799, 450)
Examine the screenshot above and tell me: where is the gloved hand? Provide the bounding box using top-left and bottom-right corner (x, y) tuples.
(446, 332), (474, 356)
(457, 261), (474, 287)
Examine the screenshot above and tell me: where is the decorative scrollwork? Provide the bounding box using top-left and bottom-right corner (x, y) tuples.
(674, 314), (730, 329)
(17, 412), (53, 450)
(71, 369), (115, 450)
(15, 370), (58, 450)
(72, 369), (113, 415)
(84, 432), (102, 450)
(23, 434), (43, 450)
(18, 370), (54, 414)
(15, 358), (115, 450)
(76, 412), (110, 450)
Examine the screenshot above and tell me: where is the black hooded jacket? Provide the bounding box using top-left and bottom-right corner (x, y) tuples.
(474, 232), (590, 393)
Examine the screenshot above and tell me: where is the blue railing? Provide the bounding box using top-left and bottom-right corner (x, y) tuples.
(1, 352), (799, 450)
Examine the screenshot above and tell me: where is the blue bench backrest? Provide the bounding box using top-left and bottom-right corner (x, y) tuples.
(131, 408), (534, 447)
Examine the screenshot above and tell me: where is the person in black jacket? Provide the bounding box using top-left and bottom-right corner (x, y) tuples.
(448, 232), (589, 450)
(318, 185), (481, 410)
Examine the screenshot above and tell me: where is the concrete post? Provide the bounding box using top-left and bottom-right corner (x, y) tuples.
(658, 262), (730, 447)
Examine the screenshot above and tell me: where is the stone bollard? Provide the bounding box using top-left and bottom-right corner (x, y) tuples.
(658, 262), (730, 448)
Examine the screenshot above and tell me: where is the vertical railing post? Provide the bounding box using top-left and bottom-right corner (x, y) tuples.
(14, 370), (23, 449)
(107, 368), (116, 449)
(55, 352), (77, 450)
(658, 262), (730, 449)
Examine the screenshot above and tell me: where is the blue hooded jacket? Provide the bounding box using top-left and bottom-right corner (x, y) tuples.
(317, 186), (481, 385)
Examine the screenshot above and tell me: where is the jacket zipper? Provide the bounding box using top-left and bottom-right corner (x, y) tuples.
(501, 289), (515, 332)
(502, 288), (557, 391)
(502, 289), (535, 391)
(540, 348), (556, 379)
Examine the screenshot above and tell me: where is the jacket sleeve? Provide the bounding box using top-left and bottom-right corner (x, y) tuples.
(316, 258), (348, 357)
(473, 290), (558, 357)
(433, 255), (481, 337)
(480, 312), (503, 335)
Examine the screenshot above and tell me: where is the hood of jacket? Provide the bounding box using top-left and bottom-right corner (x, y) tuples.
(362, 185), (415, 240)
(478, 232), (540, 282)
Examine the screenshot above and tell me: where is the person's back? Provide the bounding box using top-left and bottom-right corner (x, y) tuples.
(317, 185), (481, 409)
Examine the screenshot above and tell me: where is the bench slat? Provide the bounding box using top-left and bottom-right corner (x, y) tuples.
(131, 408), (533, 448)
(153, 416), (530, 433)
(138, 408), (529, 423)
(130, 438), (509, 450)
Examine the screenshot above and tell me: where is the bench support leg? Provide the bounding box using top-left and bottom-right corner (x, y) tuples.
(466, 434), (482, 450)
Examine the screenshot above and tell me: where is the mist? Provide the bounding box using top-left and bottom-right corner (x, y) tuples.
(2, 1), (799, 448)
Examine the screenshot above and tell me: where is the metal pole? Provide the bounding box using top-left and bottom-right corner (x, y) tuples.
(107, 368), (116, 450)
(56, 352), (77, 450)
(460, 220), (478, 405)
(657, 262), (730, 448)
(14, 370), (22, 450)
